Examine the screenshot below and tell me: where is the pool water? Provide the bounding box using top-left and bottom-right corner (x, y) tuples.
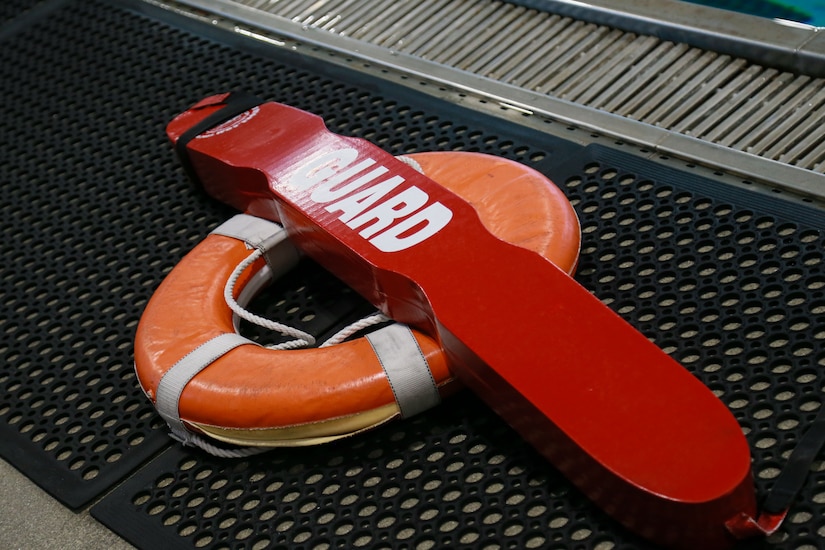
(683, 0), (825, 26)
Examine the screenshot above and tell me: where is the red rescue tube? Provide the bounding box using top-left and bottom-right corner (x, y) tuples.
(165, 94), (758, 549)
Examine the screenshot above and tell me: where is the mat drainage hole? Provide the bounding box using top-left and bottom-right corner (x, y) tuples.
(194, 534), (214, 548)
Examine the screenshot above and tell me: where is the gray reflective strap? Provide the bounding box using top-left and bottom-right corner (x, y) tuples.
(155, 333), (255, 444)
(210, 213), (283, 248)
(366, 324), (441, 418)
(211, 214), (300, 278)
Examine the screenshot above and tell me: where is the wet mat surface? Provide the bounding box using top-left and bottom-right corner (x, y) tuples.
(1, 0), (824, 548)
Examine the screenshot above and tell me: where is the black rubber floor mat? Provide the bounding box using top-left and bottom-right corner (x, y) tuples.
(0, 0), (577, 510)
(93, 393), (630, 550)
(0, 0), (46, 26)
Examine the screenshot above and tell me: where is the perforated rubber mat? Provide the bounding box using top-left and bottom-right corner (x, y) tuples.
(1, 1), (824, 549)
(1, 0), (44, 24)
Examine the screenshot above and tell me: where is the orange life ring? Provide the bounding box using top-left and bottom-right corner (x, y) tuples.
(135, 151), (580, 448)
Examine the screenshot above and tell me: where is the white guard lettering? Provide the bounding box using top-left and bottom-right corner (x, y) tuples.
(285, 148), (453, 252)
(370, 202), (453, 252)
(310, 161), (382, 203)
(291, 148), (359, 191)
(348, 186), (429, 238)
(326, 176), (404, 223)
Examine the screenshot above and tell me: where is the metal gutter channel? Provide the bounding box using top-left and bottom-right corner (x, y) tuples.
(161, 0), (825, 200)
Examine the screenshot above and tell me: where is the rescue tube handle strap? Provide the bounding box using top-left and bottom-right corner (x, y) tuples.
(728, 397), (825, 539)
(763, 400), (825, 514)
(175, 91), (264, 185)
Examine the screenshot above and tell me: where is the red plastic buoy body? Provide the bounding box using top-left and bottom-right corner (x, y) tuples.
(166, 94), (758, 549)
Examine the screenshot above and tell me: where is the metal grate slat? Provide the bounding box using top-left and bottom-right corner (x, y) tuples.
(384, 0), (458, 53)
(273, 0), (315, 22)
(595, 40), (685, 114)
(420, 2), (502, 63)
(554, 31), (635, 100)
(797, 138), (825, 170)
(770, 99), (825, 162)
(498, 16), (578, 85)
(611, 42), (697, 118)
(465, 8), (547, 75)
(699, 67), (780, 141)
(633, 50), (720, 124)
(708, 69), (786, 147)
(521, 22), (605, 91)
(403, 1), (482, 58)
(751, 82), (824, 157)
(729, 74), (810, 150)
(331, 0), (387, 36)
(444, 5), (529, 71)
(679, 64), (772, 138)
(347, 0), (409, 41)
(368, 0), (445, 48)
(477, 12), (559, 79)
(660, 57), (745, 129)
